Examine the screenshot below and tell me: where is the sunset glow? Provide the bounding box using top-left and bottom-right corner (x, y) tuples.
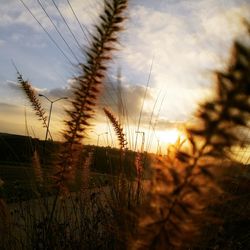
(157, 128), (186, 146)
(0, 0), (249, 151)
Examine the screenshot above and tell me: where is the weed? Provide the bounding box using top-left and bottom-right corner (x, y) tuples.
(1, 3), (250, 250)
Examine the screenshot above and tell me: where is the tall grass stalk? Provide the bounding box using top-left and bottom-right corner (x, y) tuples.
(2, 5), (250, 250)
(16, 72), (52, 140)
(55, 0), (128, 194)
(131, 34), (250, 250)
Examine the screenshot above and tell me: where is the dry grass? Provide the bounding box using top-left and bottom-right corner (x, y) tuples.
(1, 4), (250, 250)
(131, 28), (250, 250)
(104, 107), (128, 150)
(17, 72), (51, 138)
(55, 0), (128, 195)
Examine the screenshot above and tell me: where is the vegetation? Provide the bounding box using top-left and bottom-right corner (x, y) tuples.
(131, 37), (250, 250)
(0, 1), (250, 249)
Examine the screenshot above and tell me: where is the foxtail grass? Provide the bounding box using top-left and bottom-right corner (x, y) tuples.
(54, 0), (128, 194)
(131, 29), (250, 250)
(17, 72), (50, 136)
(103, 107), (127, 150)
(4, 4), (249, 250)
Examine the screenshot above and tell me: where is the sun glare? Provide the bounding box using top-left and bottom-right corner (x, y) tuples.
(158, 128), (185, 145)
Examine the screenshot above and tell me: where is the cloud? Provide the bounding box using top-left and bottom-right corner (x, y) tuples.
(1, 0), (250, 141)
(0, 0), (105, 90)
(153, 119), (185, 131)
(0, 39), (5, 47)
(6, 80), (46, 93)
(45, 87), (72, 99)
(0, 99), (66, 140)
(0, 0), (101, 34)
(5, 80), (19, 90)
(40, 79), (155, 126)
(0, 102), (31, 135)
(0, 0), (48, 31)
(98, 82), (153, 120)
(107, 0), (250, 125)
(0, 102), (23, 114)
(120, 1), (250, 91)
(38, 75), (211, 132)
(10, 33), (47, 48)
(201, 4), (250, 43)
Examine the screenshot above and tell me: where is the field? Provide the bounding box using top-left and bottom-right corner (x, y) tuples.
(0, 0), (250, 249)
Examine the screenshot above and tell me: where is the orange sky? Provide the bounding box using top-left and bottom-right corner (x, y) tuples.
(0, 0), (250, 157)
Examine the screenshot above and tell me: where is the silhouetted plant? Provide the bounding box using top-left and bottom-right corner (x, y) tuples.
(4, 1), (128, 249)
(104, 107), (127, 150)
(131, 31), (250, 250)
(17, 72), (49, 131)
(103, 107), (147, 249)
(192, 25), (250, 249)
(54, 0), (128, 194)
(4, 3), (250, 250)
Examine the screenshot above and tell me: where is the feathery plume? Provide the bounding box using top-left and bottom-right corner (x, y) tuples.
(132, 32), (250, 250)
(55, 0), (128, 193)
(17, 72), (48, 129)
(103, 107), (127, 149)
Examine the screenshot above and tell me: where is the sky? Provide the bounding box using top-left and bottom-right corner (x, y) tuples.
(0, 0), (250, 153)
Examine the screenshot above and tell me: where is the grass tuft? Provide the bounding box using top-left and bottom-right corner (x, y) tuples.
(131, 28), (250, 250)
(17, 72), (49, 132)
(55, 0), (128, 194)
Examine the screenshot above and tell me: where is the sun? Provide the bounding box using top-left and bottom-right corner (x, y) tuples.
(157, 128), (185, 145)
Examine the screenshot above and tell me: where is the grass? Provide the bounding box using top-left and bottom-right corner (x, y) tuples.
(0, 1), (250, 249)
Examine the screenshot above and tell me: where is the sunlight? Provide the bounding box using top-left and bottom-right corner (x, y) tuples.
(157, 128), (185, 145)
